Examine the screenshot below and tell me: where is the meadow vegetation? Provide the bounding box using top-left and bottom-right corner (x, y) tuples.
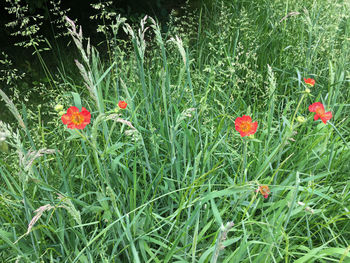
(0, 0), (349, 262)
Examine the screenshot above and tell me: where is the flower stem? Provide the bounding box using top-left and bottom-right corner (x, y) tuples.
(75, 130), (99, 153)
(290, 93), (306, 130)
(242, 137), (248, 183)
(75, 129), (103, 178)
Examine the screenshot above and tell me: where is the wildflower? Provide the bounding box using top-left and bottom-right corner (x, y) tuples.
(308, 102), (332, 124)
(61, 106), (91, 129)
(235, 115), (258, 137)
(258, 185), (270, 199)
(54, 104), (64, 112)
(118, 100), (127, 109)
(304, 88), (311, 94)
(297, 116), (306, 123)
(304, 78), (315, 87)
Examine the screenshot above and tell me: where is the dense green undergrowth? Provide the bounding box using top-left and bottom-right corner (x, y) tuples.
(0, 0), (349, 262)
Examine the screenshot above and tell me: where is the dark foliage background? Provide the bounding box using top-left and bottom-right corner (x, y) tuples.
(0, 0), (191, 123)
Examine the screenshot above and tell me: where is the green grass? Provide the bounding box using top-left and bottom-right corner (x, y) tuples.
(0, 0), (350, 262)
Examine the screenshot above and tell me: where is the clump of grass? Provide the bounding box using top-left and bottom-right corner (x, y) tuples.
(0, 0), (350, 262)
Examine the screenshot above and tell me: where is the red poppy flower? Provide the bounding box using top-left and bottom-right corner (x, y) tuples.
(61, 106), (91, 129)
(308, 102), (332, 124)
(118, 100), (127, 109)
(258, 185), (270, 199)
(304, 78), (315, 87)
(235, 115), (258, 137)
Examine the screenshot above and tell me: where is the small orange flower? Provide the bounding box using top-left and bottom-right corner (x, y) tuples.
(308, 102), (332, 124)
(304, 78), (315, 87)
(61, 106), (91, 129)
(118, 100), (127, 109)
(235, 115), (258, 137)
(258, 185), (270, 199)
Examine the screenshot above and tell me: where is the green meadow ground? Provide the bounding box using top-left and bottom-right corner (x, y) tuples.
(0, 0), (350, 262)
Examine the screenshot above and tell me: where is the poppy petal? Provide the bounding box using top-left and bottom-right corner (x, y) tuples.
(251, 121), (258, 134)
(67, 106), (79, 114)
(309, 102), (324, 113)
(80, 109), (91, 121)
(61, 114), (71, 124)
(321, 111), (332, 124)
(241, 115), (252, 122)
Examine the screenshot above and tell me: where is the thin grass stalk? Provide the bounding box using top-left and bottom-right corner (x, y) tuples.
(22, 106), (37, 149)
(191, 201), (201, 262)
(284, 172), (300, 229)
(290, 93), (306, 130)
(22, 190), (39, 260)
(242, 137), (248, 183)
(34, 49), (56, 90)
(328, 121), (350, 150)
(119, 78), (152, 178)
(160, 69), (172, 164)
(153, 21), (176, 179)
(185, 51), (202, 150)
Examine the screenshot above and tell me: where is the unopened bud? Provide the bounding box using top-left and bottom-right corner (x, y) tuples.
(54, 104), (64, 112)
(297, 116), (306, 123)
